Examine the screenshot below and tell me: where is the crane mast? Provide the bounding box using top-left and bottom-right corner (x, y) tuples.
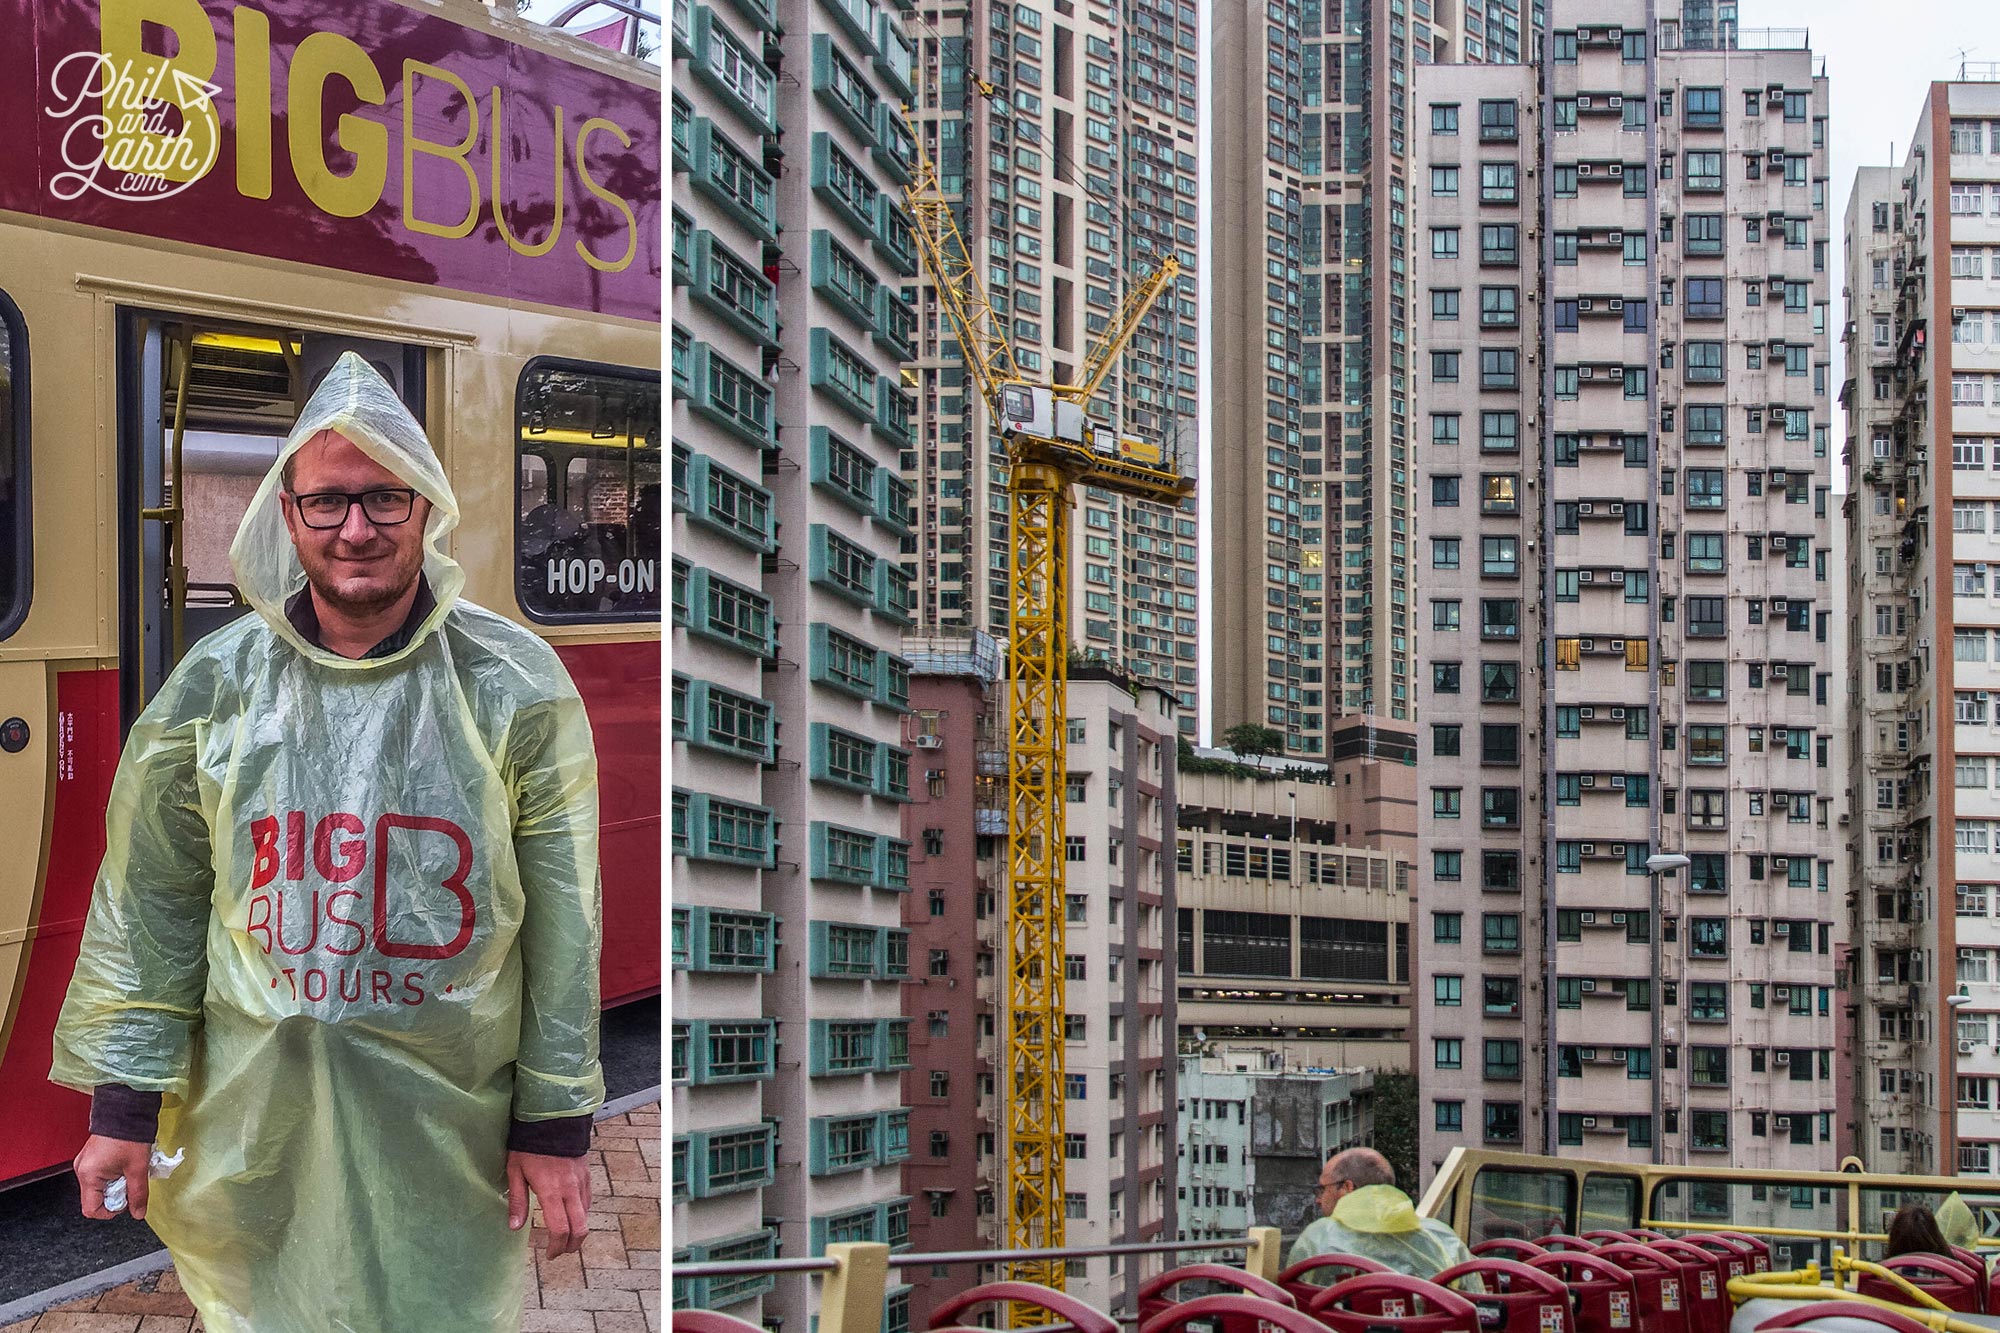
(902, 101), (1193, 1305)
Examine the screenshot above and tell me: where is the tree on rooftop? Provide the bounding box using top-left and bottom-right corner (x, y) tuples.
(1222, 723), (1284, 760)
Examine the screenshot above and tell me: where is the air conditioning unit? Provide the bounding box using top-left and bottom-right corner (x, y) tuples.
(1582, 842), (1598, 856)
(1581, 910), (1598, 924)
(1774, 1053), (1792, 1068)
(1613, 843), (1627, 856)
(1610, 707), (1628, 720)
(1774, 922), (1792, 936)
(1580, 569), (1596, 583)
(1609, 162), (1625, 177)
(1579, 502), (1596, 515)
(1612, 912), (1628, 925)
(1774, 1116), (1793, 1133)
(1578, 97), (1595, 112)
(1581, 1047), (1600, 1062)
(1772, 664), (1790, 679)
(1609, 1048), (1628, 1064)
(1609, 502), (1626, 516)
(1581, 979), (1599, 993)
(1610, 639), (1627, 652)
(1775, 985), (1792, 998)
(1580, 365), (1596, 379)
(1608, 298), (1625, 311)
(1609, 229), (1625, 244)
(1961, 1041), (1978, 1055)
(913, 735), (943, 749)
(1581, 774), (1598, 788)
(1580, 706), (1597, 719)
(1955, 307), (1969, 321)
(1769, 89), (1786, 105)
(1582, 1115), (1600, 1128)
(1609, 96), (1624, 110)
(1611, 775), (1627, 789)
(1609, 570), (1627, 585)
(1579, 297), (1597, 312)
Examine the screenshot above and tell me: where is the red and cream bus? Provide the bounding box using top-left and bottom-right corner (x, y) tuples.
(0, 0), (661, 1184)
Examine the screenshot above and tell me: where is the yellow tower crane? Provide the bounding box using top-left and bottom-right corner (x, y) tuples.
(902, 106), (1194, 1297)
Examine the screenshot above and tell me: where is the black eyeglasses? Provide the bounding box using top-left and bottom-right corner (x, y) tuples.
(291, 488), (419, 530)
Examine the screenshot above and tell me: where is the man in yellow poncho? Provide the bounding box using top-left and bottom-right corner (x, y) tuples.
(1290, 1148), (1476, 1279)
(51, 354), (604, 1331)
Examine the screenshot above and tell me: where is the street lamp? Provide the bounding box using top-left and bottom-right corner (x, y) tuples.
(1644, 854), (1691, 1165)
(1948, 984), (1973, 1174)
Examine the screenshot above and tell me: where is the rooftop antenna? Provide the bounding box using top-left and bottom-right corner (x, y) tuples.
(1956, 45), (1979, 79)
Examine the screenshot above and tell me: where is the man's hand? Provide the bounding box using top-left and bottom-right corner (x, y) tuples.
(75, 1135), (152, 1221)
(508, 1150), (592, 1259)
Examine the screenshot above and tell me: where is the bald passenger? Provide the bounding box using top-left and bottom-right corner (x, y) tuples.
(1288, 1149), (1476, 1280)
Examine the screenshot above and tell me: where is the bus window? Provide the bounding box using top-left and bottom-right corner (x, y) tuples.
(0, 290), (27, 638)
(516, 360), (661, 623)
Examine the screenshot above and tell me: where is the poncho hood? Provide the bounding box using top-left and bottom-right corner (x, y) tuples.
(1333, 1183), (1423, 1234)
(229, 351), (464, 668)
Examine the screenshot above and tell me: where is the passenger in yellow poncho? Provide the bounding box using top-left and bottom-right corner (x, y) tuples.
(51, 353), (605, 1332)
(1290, 1148), (1477, 1280)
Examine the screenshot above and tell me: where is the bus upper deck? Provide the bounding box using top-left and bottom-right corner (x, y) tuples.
(670, 1149), (2000, 1333)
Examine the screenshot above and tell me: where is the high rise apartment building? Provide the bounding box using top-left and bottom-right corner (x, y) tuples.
(1211, 0), (1537, 757)
(1414, 4), (1840, 1176)
(669, 0), (923, 1322)
(1844, 78), (2000, 1178)
(902, 0), (1204, 734)
(897, 649), (1180, 1318)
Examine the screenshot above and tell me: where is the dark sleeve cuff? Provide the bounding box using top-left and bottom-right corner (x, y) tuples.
(507, 1113), (593, 1157)
(90, 1084), (162, 1144)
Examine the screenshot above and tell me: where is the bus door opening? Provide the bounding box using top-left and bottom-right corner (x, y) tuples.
(117, 315), (425, 722)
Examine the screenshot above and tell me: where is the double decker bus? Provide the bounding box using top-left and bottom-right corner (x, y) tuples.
(0, 0), (662, 1185)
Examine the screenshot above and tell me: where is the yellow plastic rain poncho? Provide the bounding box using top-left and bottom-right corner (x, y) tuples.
(52, 353), (604, 1332)
(1290, 1184), (1478, 1280)
(1938, 1194), (1989, 1272)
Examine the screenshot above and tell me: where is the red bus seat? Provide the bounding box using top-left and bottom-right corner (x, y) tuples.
(672, 1315), (764, 1333)
(1305, 1274), (1480, 1333)
(1279, 1255), (1393, 1306)
(1685, 1233), (1758, 1285)
(1535, 1236), (1600, 1253)
(1945, 1248), (1991, 1312)
(1856, 1254), (1982, 1315)
(1472, 1240), (1548, 1263)
(1527, 1252), (1639, 1333)
(1585, 1242), (1694, 1333)
(1433, 1258), (1575, 1333)
(1582, 1233), (1636, 1247)
(1646, 1237), (1732, 1333)
(1711, 1232), (1773, 1274)
(1138, 1265), (1296, 1333)
(1749, 1300), (1939, 1333)
(1141, 1295), (1341, 1333)
(929, 1281), (1121, 1333)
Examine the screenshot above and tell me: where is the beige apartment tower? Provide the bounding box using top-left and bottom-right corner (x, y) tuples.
(1414, 3), (1840, 1179)
(1211, 0), (1534, 756)
(1844, 76), (2000, 1179)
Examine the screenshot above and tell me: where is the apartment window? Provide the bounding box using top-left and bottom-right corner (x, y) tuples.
(1686, 533), (1725, 574)
(1479, 101), (1518, 141)
(1685, 599), (1726, 640)
(1480, 225), (1519, 265)
(1480, 412), (1519, 452)
(1434, 913), (1463, 945)
(1433, 289), (1461, 320)
(1685, 87), (1722, 127)
(1480, 287), (1519, 328)
(1685, 151), (1723, 191)
(1481, 537), (1518, 577)
(1433, 104), (1460, 134)
(1482, 913), (1521, 953)
(1436, 975), (1463, 1006)
(1436, 1101), (1465, 1133)
(1480, 599), (1520, 639)
(1481, 350), (1519, 389)
(1433, 350), (1461, 382)
(1432, 538), (1462, 570)
(1480, 162), (1519, 203)
(1483, 1039), (1522, 1080)
(1431, 166), (1460, 196)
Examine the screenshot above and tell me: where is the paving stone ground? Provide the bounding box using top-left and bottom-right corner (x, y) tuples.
(0, 1105), (662, 1333)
